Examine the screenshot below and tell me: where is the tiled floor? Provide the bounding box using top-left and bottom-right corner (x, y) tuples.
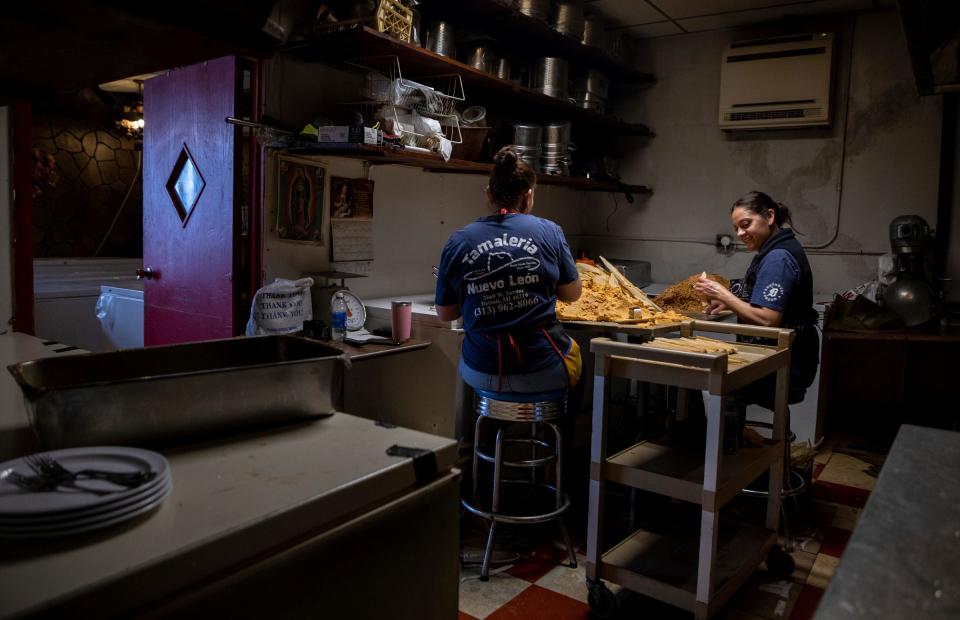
(458, 434), (886, 619)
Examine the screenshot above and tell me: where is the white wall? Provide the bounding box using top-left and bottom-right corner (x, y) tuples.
(0, 106), (12, 330)
(576, 10), (943, 295)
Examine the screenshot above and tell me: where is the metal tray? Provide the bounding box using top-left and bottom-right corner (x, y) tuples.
(7, 335), (347, 449)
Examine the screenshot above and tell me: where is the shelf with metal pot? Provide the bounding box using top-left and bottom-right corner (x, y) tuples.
(280, 22), (654, 138)
(416, 0), (656, 85)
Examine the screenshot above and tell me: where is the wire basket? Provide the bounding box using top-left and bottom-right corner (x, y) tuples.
(347, 56), (465, 145)
(350, 56), (464, 114)
(348, 101), (462, 145)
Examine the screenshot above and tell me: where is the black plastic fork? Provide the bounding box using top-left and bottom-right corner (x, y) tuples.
(2, 468), (114, 496)
(23, 454), (155, 488)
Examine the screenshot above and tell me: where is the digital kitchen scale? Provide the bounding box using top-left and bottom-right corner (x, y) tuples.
(304, 271), (367, 331)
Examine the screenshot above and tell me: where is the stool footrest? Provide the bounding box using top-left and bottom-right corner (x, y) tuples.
(462, 484), (572, 525)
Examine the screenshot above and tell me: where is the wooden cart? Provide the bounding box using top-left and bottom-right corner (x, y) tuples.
(585, 320), (795, 619)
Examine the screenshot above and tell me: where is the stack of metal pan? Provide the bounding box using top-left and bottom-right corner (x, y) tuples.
(541, 121), (571, 176)
(516, 0), (550, 21)
(573, 69), (609, 114)
(553, 0), (584, 39)
(531, 57), (569, 100)
(511, 123), (543, 171)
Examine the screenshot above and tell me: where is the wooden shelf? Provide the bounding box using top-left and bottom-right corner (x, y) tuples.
(286, 143), (651, 194)
(597, 522), (776, 616)
(280, 23), (653, 137)
(602, 439), (783, 511)
(418, 0), (656, 83)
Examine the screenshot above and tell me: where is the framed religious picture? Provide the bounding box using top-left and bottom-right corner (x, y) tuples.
(330, 177), (374, 220)
(277, 155), (326, 244)
(330, 177), (375, 261)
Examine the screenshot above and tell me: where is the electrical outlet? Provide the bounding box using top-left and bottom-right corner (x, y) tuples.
(716, 234), (734, 253)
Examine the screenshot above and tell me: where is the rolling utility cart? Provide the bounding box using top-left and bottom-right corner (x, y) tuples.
(585, 320), (795, 619)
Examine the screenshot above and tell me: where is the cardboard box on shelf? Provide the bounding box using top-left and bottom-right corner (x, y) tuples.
(316, 126), (382, 145)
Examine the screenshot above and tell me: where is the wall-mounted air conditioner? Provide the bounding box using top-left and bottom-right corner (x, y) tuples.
(719, 33), (834, 130)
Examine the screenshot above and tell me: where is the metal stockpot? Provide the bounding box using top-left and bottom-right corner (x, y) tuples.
(512, 123), (543, 148)
(553, 0), (584, 39)
(578, 69), (609, 100)
(582, 14), (605, 48)
(531, 57), (569, 99)
(426, 21), (456, 57)
(467, 46), (495, 73)
(517, 0), (550, 21)
(576, 92), (606, 113)
(495, 57), (513, 81)
(542, 121), (571, 147)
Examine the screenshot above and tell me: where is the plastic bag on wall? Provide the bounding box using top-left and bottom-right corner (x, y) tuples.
(245, 277), (314, 336)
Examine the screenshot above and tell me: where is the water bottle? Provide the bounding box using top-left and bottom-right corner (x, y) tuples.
(331, 291), (347, 341)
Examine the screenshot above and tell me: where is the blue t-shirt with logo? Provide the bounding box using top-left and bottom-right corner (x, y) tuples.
(435, 213), (578, 375)
(749, 249), (801, 312)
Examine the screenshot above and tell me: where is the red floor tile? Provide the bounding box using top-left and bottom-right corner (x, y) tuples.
(788, 584), (825, 620)
(812, 480), (870, 508)
(459, 612), (480, 620)
(818, 526), (852, 558)
(505, 543), (573, 583)
(486, 585), (590, 620)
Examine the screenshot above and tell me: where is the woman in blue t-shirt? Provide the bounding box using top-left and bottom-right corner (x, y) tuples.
(694, 191), (819, 407)
(434, 147), (583, 394)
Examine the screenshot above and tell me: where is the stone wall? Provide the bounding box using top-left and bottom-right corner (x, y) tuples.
(31, 88), (142, 258)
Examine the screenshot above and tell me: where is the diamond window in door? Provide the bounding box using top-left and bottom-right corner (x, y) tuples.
(166, 145), (206, 226)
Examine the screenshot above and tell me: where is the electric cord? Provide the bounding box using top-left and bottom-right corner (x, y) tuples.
(94, 150), (142, 257)
(606, 193), (619, 232)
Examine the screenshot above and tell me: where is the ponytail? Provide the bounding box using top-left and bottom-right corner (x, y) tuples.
(732, 191), (793, 227)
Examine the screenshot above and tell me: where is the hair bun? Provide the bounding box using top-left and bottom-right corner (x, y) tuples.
(494, 146), (519, 171)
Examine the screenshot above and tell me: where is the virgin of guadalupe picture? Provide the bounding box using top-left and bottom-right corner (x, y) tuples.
(277, 156), (325, 243)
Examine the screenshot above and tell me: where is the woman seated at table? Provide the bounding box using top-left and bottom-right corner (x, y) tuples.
(694, 190), (819, 407)
(434, 147), (582, 394)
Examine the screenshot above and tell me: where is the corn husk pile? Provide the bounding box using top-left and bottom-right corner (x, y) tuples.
(557, 256), (687, 325)
(655, 272), (731, 314)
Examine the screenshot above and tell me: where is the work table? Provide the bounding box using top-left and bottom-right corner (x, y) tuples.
(0, 332), (459, 619)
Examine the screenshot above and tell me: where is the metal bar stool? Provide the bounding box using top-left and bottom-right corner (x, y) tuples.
(462, 388), (578, 581)
(740, 405), (807, 559)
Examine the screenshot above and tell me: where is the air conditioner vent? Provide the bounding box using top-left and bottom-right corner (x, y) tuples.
(729, 110), (804, 121)
(719, 34), (834, 130)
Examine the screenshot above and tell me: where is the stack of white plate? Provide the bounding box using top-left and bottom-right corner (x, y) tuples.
(0, 447), (172, 539)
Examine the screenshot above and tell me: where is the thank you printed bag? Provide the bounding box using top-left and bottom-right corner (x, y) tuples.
(245, 277), (314, 336)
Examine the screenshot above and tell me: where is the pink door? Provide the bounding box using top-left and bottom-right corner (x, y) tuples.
(143, 56), (240, 345)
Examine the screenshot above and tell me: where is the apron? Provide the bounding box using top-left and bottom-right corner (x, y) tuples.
(488, 321), (582, 393)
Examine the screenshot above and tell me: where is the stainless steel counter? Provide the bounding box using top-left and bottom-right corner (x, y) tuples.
(814, 425), (960, 619)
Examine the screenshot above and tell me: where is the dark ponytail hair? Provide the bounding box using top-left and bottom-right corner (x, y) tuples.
(488, 146), (537, 212)
(732, 191), (793, 227)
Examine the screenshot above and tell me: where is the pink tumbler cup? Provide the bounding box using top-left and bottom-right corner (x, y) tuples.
(391, 301), (412, 343)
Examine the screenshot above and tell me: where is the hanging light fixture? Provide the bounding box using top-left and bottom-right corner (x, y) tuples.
(117, 79), (144, 139)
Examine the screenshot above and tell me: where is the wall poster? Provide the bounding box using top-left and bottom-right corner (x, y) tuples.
(276, 155), (326, 244)
(330, 177), (374, 261)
